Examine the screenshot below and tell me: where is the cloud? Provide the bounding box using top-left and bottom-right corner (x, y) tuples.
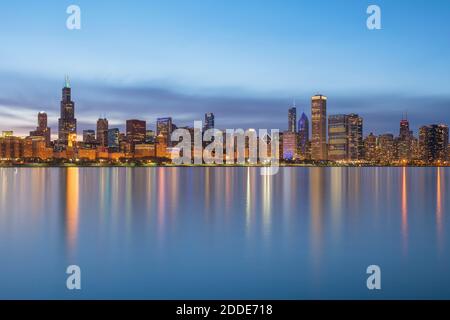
(0, 72), (449, 138)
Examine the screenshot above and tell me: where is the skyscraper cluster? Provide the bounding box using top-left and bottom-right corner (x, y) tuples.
(0, 79), (448, 165)
(282, 95), (449, 165)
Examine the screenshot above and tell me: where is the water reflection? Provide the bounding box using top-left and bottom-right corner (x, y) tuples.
(0, 167), (449, 299)
(65, 167), (79, 256)
(401, 167), (408, 253)
(437, 167), (443, 249)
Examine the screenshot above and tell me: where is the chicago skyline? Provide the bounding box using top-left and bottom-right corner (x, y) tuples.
(0, 78), (448, 165)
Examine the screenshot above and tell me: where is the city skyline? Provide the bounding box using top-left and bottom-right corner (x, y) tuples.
(0, 78), (448, 165)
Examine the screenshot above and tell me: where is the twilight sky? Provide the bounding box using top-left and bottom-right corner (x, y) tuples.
(0, 0), (450, 137)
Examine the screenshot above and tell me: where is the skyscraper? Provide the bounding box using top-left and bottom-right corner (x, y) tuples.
(30, 111), (51, 146)
(96, 118), (109, 147)
(83, 130), (96, 144)
(58, 76), (77, 147)
(282, 131), (297, 160)
(126, 119), (146, 150)
(328, 114), (348, 161)
(204, 113), (215, 131)
(156, 117), (173, 147)
(378, 133), (395, 163)
(398, 117), (413, 161)
(347, 113), (363, 160)
(311, 94), (327, 160)
(419, 124), (449, 163)
(108, 128), (120, 150)
(364, 133), (377, 162)
(297, 112), (309, 160)
(288, 105), (297, 133)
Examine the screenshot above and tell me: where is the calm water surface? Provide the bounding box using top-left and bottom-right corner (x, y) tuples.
(0, 167), (449, 299)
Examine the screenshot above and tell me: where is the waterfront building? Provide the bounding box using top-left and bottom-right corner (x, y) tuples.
(297, 112), (310, 160)
(347, 113), (363, 160)
(377, 133), (395, 163)
(282, 131), (297, 160)
(30, 112), (51, 146)
(126, 119), (146, 151)
(328, 114), (348, 161)
(288, 105), (297, 133)
(96, 118), (109, 147)
(419, 124), (449, 163)
(58, 76), (77, 147)
(311, 94), (327, 160)
(156, 117), (173, 147)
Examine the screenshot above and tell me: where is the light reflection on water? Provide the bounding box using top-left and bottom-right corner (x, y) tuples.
(0, 167), (449, 299)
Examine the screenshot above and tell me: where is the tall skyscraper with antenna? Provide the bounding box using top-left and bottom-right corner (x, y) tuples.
(288, 101), (297, 132)
(58, 76), (77, 147)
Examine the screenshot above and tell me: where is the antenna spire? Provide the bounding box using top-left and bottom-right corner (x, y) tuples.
(65, 75), (70, 88)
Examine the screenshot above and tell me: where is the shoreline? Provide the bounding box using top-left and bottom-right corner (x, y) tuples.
(0, 164), (449, 168)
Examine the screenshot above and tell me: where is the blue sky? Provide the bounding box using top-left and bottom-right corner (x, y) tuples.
(0, 0), (450, 136)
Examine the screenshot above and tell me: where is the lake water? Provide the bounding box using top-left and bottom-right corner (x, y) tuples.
(0, 167), (449, 299)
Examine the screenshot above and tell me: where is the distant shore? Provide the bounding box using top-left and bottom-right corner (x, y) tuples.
(0, 163), (448, 168)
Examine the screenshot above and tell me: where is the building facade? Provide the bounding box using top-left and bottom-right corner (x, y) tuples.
(311, 95), (327, 160)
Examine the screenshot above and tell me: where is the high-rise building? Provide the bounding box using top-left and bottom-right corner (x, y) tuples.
(83, 130), (96, 144)
(156, 117), (173, 147)
(328, 114), (348, 161)
(311, 94), (327, 160)
(377, 133), (395, 163)
(288, 106), (297, 133)
(282, 131), (297, 160)
(204, 113), (215, 131)
(126, 119), (146, 150)
(297, 112), (309, 160)
(398, 117), (413, 161)
(96, 118), (109, 147)
(108, 128), (120, 150)
(364, 133), (377, 162)
(419, 124), (449, 163)
(347, 113), (363, 160)
(30, 112), (51, 146)
(156, 134), (168, 158)
(58, 76), (77, 147)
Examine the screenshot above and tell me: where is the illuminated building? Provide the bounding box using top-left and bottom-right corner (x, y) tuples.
(311, 94), (327, 160)
(419, 124), (449, 163)
(364, 133), (377, 162)
(398, 117), (413, 161)
(96, 146), (109, 160)
(58, 76), (77, 147)
(347, 113), (363, 160)
(68, 133), (77, 149)
(156, 134), (168, 158)
(156, 117), (173, 147)
(77, 148), (96, 161)
(0, 136), (24, 160)
(377, 133), (395, 163)
(23, 136), (52, 160)
(288, 105), (297, 133)
(83, 130), (96, 144)
(126, 119), (146, 150)
(108, 128), (120, 151)
(282, 131), (297, 160)
(30, 112), (51, 146)
(297, 112), (310, 160)
(96, 118), (109, 147)
(328, 114), (348, 161)
(2, 131), (13, 137)
(134, 144), (156, 159)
